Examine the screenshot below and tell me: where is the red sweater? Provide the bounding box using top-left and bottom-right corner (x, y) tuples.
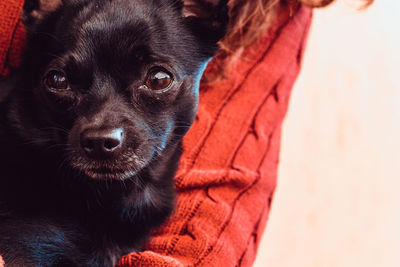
(0, 2), (312, 266)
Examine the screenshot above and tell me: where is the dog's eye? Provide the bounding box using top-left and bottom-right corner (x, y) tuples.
(45, 71), (69, 90)
(145, 69), (173, 91)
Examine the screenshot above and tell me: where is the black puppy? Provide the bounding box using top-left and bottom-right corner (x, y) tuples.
(0, 0), (227, 266)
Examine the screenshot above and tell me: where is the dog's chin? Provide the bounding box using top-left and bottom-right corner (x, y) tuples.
(83, 169), (138, 180)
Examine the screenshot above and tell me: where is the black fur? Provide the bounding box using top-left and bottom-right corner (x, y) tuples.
(0, 0), (227, 266)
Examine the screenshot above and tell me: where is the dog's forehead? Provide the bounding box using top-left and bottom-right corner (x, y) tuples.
(67, 0), (182, 70)
(79, 0), (152, 31)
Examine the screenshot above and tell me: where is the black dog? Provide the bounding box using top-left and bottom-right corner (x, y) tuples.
(0, 0), (227, 265)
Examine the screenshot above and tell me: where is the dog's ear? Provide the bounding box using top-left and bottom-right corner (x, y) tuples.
(180, 0), (229, 44)
(22, 0), (63, 26)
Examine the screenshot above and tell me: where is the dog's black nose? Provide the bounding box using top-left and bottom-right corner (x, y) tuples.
(80, 128), (124, 159)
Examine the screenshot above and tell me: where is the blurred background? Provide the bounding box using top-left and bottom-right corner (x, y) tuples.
(254, 0), (400, 266)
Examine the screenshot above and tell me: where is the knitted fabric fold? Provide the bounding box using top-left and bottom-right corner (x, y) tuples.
(0, 2), (312, 266)
(0, 0), (25, 76)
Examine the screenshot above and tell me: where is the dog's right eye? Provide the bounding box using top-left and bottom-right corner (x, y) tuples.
(45, 71), (69, 90)
(145, 68), (173, 91)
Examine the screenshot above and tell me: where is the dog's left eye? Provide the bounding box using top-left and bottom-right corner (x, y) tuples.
(145, 69), (173, 91)
(45, 70), (69, 90)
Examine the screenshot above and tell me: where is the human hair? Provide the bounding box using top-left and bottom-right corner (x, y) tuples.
(206, 0), (373, 80)
(222, 0), (373, 54)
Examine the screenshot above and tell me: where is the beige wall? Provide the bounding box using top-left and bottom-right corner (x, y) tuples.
(254, 0), (400, 266)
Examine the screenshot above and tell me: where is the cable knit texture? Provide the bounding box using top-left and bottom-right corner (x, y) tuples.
(0, 2), (311, 266)
(0, 0), (25, 76)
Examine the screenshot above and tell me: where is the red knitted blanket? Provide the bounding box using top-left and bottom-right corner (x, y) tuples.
(0, 2), (311, 266)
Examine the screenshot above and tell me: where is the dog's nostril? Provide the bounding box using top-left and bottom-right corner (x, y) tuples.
(80, 127), (125, 158)
(82, 139), (95, 151)
(104, 128), (124, 151)
(104, 138), (121, 151)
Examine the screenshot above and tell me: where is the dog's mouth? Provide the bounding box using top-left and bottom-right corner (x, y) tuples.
(69, 151), (152, 181)
(83, 168), (138, 180)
